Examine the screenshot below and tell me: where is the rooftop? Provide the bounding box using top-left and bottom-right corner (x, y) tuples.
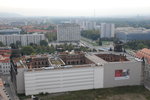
(13, 51), (140, 72)
(116, 27), (150, 34)
(136, 48), (150, 64)
(58, 23), (80, 27)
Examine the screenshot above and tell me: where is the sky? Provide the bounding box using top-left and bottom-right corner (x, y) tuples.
(0, 0), (150, 17)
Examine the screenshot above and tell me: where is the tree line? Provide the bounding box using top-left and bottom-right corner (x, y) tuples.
(81, 30), (100, 40)
(124, 40), (150, 50)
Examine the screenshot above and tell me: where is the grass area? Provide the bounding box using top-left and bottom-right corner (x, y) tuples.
(81, 38), (99, 46)
(18, 94), (31, 100)
(19, 86), (150, 100)
(102, 41), (113, 45)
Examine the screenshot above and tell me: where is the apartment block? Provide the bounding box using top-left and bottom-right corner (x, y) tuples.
(101, 23), (115, 38)
(57, 23), (80, 42)
(0, 47), (11, 74)
(0, 33), (45, 46)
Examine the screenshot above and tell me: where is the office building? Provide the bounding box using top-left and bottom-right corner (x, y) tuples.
(116, 27), (150, 42)
(101, 23), (115, 38)
(57, 23), (80, 42)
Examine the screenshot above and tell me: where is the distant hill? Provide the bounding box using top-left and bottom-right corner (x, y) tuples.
(0, 12), (23, 18)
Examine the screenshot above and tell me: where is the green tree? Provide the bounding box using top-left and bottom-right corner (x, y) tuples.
(0, 41), (4, 47)
(10, 43), (18, 49)
(16, 41), (21, 47)
(21, 46), (35, 55)
(81, 30), (100, 40)
(40, 40), (48, 46)
(45, 32), (57, 42)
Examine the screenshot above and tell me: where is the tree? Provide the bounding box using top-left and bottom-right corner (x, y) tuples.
(45, 32), (57, 42)
(81, 30), (100, 40)
(0, 41), (4, 47)
(99, 38), (102, 46)
(21, 46), (35, 55)
(10, 43), (18, 49)
(11, 49), (21, 58)
(40, 40), (48, 46)
(16, 41), (21, 47)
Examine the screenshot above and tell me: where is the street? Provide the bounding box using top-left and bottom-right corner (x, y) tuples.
(0, 74), (19, 100)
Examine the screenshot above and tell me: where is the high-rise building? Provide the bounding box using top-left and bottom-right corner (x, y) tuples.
(57, 23), (80, 42)
(101, 23), (115, 38)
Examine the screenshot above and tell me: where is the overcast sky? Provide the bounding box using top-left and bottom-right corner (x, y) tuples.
(0, 0), (150, 17)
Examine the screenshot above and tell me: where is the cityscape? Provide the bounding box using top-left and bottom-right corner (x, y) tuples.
(0, 0), (150, 100)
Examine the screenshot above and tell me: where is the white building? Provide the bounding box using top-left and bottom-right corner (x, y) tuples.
(101, 23), (115, 38)
(0, 47), (11, 74)
(0, 35), (6, 45)
(0, 61), (11, 74)
(115, 27), (150, 42)
(24, 66), (103, 95)
(57, 23), (80, 42)
(10, 52), (142, 96)
(0, 28), (21, 34)
(0, 34), (45, 46)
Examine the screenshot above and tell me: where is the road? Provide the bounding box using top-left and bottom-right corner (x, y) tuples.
(81, 37), (113, 52)
(0, 74), (19, 100)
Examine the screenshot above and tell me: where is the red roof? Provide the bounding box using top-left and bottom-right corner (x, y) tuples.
(135, 48), (150, 64)
(27, 29), (49, 33)
(0, 50), (11, 52)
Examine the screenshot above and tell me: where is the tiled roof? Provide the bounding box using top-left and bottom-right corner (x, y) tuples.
(135, 48), (150, 64)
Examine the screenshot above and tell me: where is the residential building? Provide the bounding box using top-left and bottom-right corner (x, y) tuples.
(71, 19), (96, 30)
(57, 23), (80, 42)
(0, 47), (11, 74)
(116, 27), (150, 42)
(0, 28), (21, 34)
(11, 51), (142, 95)
(101, 23), (115, 38)
(0, 33), (45, 46)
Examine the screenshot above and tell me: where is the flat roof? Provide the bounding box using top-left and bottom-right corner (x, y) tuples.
(85, 53), (107, 65)
(93, 51), (140, 62)
(26, 64), (96, 72)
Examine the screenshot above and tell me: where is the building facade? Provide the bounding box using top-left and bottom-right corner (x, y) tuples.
(0, 28), (21, 34)
(116, 27), (150, 42)
(0, 47), (11, 74)
(101, 23), (115, 38)
(11, 52), (143, 95)
(57, 23), (80, 42)
(0, 33), (45, 46)
(24, 66), (103, 95)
